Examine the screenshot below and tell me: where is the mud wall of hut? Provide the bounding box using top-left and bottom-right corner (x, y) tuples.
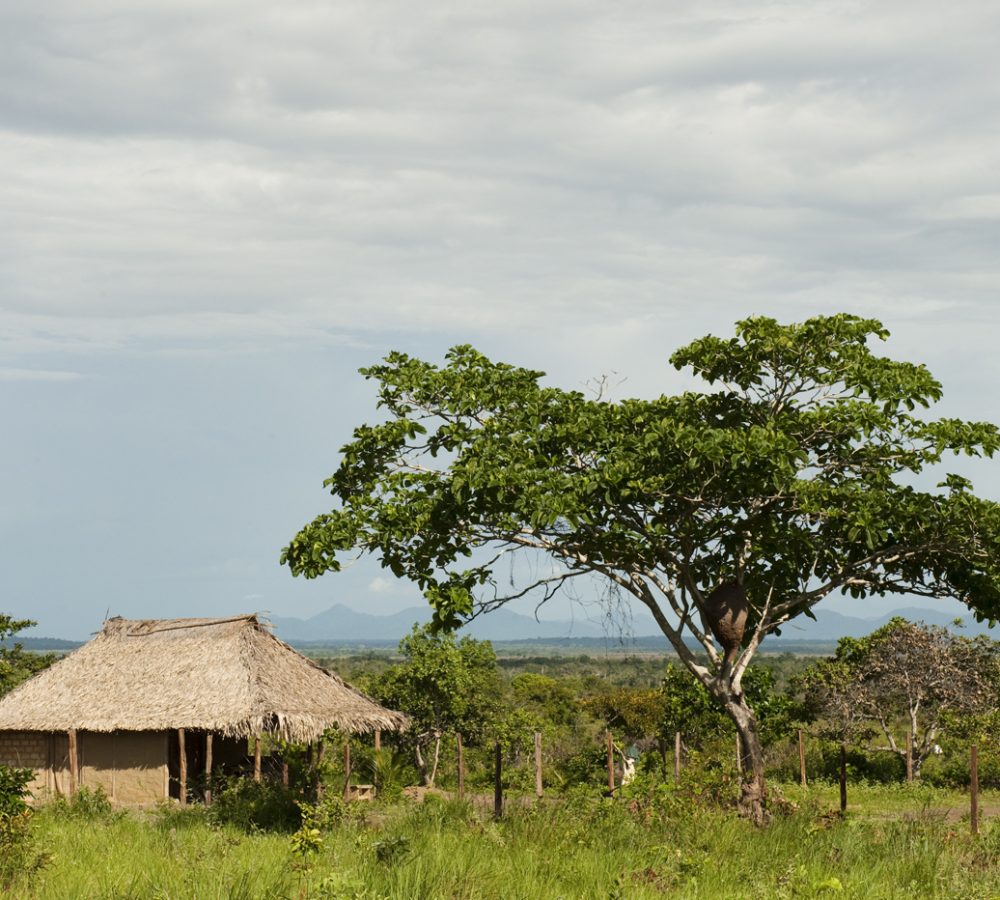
(0, 730), (169, 805)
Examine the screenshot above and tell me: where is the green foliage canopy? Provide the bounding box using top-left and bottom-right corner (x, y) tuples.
(370, 625), (501, 745)
(0, 616), (54, 698)
(284, 314), (1000, 694)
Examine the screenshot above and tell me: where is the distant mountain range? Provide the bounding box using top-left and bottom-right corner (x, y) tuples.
(11, 603), (998, 653)
(265, 602), (998, 647)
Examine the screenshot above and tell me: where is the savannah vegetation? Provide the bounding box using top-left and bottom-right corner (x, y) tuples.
(283, 314), (1000, 822)
(5, 622), (1000, 897)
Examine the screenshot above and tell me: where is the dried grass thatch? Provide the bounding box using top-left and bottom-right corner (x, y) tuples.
(0, 615), (407, 742)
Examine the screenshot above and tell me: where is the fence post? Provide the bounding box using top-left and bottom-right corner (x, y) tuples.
(343, 740), (352, 801)
(839, 742), (847, 813)
(906, 729), (913, 782)
(457, 733), (465, 800)
(606, 730), (615, 793)
(315, 739), (325, 800)
(493, 742), (503, 820)
(535, 732), (543, 798)
(798, 729), (807, 788)
(674, 731), (682, 784)
(971, 745), (980, 836)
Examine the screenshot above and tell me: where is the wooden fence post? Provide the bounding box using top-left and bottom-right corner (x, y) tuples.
(253, 735), (262, 783)
(971, 745), (980, 835)
(343, 740), (352, 802)
(534, 732), (543, 798)
(606, 731), (615, 793)
(316, 739), (325, 800)
(68, 729), (78, 796)
(457, 733), (465, 800)
(205, 733), (213, 806)
(493, 742), (503, 820)
(674, 731), (682, 784)
(906, 729), (913, 782)
(839, 742), (847, 813)
(178, 728), (187, 807)
(798, 729), (807, 788)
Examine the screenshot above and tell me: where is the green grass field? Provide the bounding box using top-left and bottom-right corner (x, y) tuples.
(14, 782), (1000, 899)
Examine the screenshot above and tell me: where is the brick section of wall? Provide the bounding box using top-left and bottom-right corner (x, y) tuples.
(0, 731), (50, 797)
(0, 731), (48, 769)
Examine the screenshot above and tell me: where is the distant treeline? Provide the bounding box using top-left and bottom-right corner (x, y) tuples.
(0, 637), (82, 652)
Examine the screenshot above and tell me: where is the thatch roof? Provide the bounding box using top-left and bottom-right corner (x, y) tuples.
(0, 615), (407, 743)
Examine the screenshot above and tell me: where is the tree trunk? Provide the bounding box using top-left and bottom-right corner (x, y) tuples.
(415, 741), (430, 787)
(722, 692), (771, 827)
(428, 733), (442, 789)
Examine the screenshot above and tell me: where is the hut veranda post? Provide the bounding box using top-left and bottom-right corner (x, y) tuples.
(283, 315), (1000, 824)
(0, 615), (405, 804)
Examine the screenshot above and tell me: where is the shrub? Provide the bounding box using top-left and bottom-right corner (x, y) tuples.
(0, 765), (48, 889)
(48, 785), (121, 821)
(207, 777), (301, 832)
(0, 765), (32, 818)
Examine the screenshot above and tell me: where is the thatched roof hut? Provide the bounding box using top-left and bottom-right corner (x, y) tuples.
(0, 614), (406, 805)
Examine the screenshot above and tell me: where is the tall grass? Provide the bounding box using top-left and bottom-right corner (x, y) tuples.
(18, 783), (1000, 898)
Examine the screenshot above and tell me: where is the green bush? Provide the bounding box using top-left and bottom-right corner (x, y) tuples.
(207, 777), (301, 833)
(48, 785), (121, 821)
(0, 765), (33, 818)
(0, 765), (48, 890)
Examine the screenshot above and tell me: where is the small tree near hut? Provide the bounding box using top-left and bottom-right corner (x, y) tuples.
(370, 625), (500, 788)
(800, 618), (1000, 778)
(283, 315), (1000, 823)
(0, 616), (54, 698)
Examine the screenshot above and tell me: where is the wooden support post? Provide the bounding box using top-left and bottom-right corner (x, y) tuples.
(606, 730), (615, 793)
(457, 733), (465, 800)
(493, 742), (503, 820)
(253, 735), (261, 783)
(205, 733), (213, 806)
(971, 745), (980, 836)
(839, 743), (848, 813)
(374, 729), (381, 752)
(534, 732), (543, 799)
(316, 739), (325, 800)
(906, 729), (913, 782)
(343, 740), (352, 802)
(68, 729), (78, 795)
(798, 729), (807, 788)
(178, 728), (187, 807)
(282, 760), (289, 787)
(674, 731), (682, 784)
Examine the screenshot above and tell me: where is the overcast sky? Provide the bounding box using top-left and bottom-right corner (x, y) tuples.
(3, 1), (1000, 638)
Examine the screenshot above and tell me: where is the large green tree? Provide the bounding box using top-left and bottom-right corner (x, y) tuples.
(283, 315), (1000, 822)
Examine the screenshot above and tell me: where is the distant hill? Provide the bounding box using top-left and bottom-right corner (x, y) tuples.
(267, 602), (998, 647)
(268, 604), (611, 643)
(16, 604), (995, 653)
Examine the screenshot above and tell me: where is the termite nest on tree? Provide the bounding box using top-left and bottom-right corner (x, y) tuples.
(702, 582), (749, 664)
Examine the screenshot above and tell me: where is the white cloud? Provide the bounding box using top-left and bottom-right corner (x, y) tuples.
(1, 0), (998, 364)
(367, 576), (395, 594)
